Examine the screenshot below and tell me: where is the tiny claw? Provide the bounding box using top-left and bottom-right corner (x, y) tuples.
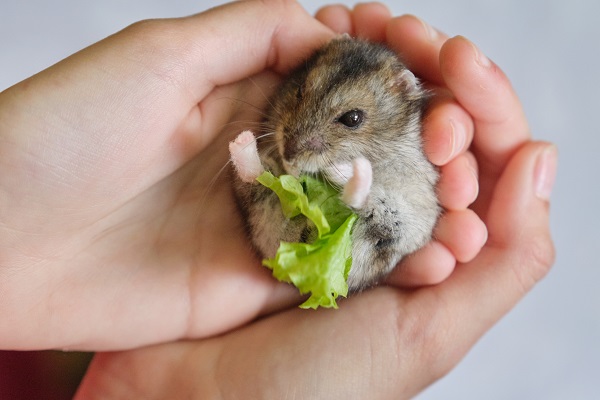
(229, 130), (264, 183)
(341, 157), (372, 209)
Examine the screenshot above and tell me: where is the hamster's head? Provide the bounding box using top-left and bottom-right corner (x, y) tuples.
(266, 38), (428, 184)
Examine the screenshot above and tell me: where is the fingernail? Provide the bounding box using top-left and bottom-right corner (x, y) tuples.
(465, 156), (480, 204)
(534, 145), (558, 201)
(460, 36), (492, 68)
(416, 16), (439, 42)
(449, 119), (466, 160)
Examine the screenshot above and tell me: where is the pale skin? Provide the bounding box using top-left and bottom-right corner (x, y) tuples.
(0, 1), (555, 398)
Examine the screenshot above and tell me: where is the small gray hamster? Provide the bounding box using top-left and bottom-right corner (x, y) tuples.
(229, 37), (440, 291)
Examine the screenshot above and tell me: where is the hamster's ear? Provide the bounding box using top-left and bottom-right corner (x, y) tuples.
(396, 68), (423, 98)
(335, 32), (353, 41)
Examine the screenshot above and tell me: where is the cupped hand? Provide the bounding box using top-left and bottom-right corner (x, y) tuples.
(0, 0), (330, 350)
(1, 0), (483, 351)
(75, 3), (555, 399)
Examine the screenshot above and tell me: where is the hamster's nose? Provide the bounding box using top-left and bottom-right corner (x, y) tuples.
(283, 134), (325, 161)
(305, 136), (325, 152)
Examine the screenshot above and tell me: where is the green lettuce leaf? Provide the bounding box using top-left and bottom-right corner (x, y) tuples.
(257, 171), (357, 309)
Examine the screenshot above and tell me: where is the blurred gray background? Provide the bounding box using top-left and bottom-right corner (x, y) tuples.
(2, 0), (598, 398)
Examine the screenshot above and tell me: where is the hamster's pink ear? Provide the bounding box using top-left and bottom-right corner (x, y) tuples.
(396, 68), (423, 98)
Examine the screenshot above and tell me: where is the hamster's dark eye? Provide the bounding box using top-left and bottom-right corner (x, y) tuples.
(337, 110), (364, 128)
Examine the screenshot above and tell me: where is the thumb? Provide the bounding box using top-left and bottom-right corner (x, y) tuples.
(136, 0), (334, 100)
(483, 141), (557, 289)
(450, 141), (557, 303)
(458, 141), (556, 311)
(418, 141), (557, 376)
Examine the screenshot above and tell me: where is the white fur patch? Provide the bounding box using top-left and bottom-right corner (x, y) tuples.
(341, 158), (372, 209)
(324, 162), (353, 186)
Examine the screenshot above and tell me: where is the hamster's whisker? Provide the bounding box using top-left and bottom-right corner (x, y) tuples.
(196, 158), (234, 219)
(321, 155), (345, 191)
(219, 119), (266, 131)
(214, 96), (272, 120)
(246, 77), (283, 121)
(262, 143), (279, 159)
(254, 132), (275, 142)
(255, 133), (279, 154)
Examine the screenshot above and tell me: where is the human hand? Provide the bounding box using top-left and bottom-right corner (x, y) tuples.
(0, 0), (330, 351)
(316, 3), (488, 287)
(74, 4), (555, 399)
(0, 0), (482, 352)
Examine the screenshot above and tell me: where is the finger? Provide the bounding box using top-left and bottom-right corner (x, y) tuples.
(352, 2), (391, 42)
(386, 15), (448, 85)
(28, 0), (333, 111)
(387, 241), (456, 287)
(436, 152), (479, 210)
(171, 0), (333, 95)
(423, 142), (556, 375)
(440, 36), (530, 175)
(434, 209), (488, 263)
(484, 142), (556, 255)
(423, 92), (475, 166)
(315, 4), (353, 35)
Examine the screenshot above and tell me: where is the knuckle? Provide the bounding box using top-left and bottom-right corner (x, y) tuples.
(120, 19), (189, 89)
(123, 18), (173, 44)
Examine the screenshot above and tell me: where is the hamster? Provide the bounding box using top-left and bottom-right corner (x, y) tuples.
(229, 37), (440, 291)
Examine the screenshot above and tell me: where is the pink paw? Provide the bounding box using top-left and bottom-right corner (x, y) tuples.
(229, 130), (264, 183)
(341, 158), (372, 209)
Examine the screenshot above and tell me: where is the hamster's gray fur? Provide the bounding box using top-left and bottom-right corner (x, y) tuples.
(232, 37), (440, 291)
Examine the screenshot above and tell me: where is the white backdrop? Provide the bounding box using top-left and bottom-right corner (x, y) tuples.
(2, 0), (598, 398)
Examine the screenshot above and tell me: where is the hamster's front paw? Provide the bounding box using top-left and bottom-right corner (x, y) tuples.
(229, 130), (264, 183)
(341, 158), (372, 209)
